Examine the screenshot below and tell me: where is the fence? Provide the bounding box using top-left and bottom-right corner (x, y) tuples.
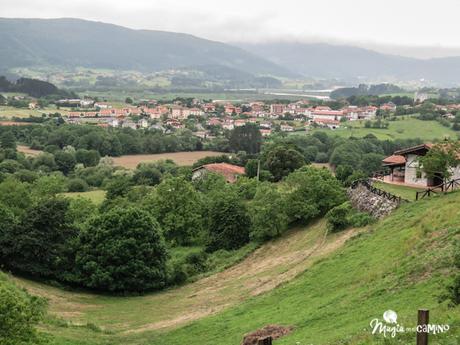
(415, 178), (460, 200)
(351, 179), (408, 204)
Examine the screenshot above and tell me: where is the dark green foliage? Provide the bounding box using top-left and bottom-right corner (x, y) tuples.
(326, 202), (374, 232)
(284, 166), (346, 224)
(54, 151), (76, 175)
(0, 272), (48, 345)
(4, 197), (77, 280)
(0, 131), (16, 150)
(133, 163), (162, 186)
(75, 207), (168, 292)
(245, 159), (259, 178)
(264, 145), (305, 181)
(144, 177), (202, 245)
(75, 149), (100, 167)
(249, 183), (288, 241)
(67, 178), (89, 192)
(206, 189), (251, 251)
(229, 124), (262, 154)
(105, 175), (133, 199)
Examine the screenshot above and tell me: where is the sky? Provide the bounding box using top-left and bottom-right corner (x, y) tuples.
(3, 0), (460, 58)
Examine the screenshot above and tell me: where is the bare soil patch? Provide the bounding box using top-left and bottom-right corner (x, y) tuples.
(242, 325), (294, 345)
(112, 151), (225, 168)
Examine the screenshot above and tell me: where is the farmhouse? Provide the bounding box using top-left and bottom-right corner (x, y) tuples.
(382, 143), (460, 187)
(192, 163), (245, 183)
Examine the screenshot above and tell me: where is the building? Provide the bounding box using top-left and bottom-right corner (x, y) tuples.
(381, 143), (460, 187)
(270, 104), (285, 114)
(192, 163), (245, 183)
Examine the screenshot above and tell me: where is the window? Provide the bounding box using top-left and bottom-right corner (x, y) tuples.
(416, 170), (422, 179)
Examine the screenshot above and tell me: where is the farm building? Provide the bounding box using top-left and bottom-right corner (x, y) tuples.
(382, 143), (460, 187)
(192, 163), (245, 183)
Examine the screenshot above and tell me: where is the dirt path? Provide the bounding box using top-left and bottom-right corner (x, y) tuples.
(13, 221), (357, 336)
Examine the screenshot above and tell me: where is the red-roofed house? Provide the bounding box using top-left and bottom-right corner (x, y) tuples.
(192, 163), (245, 183)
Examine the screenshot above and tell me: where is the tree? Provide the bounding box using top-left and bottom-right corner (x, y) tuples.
(284, 166), (346, 224)
(419, 142), (460, 183)
(125, 97), (133, 104)
(245, 159), (259, 178)
(0, 273), (47, 345)
(75, 207), (168, 292)
(249, 183), (288, 241)
(0, 131), (16, 150)
(7, 197), (77, 280)
(133, 163), (162, 186)
(75, 149), (100, 167)
(264, 145), (305, 181)
(206, 189), (251, 251)
(105, 175), (133, 199)
(229, 124), (262, 154)
(0, 177), (31, 217)
(54, 150), (76, 175)
(144, 177), (202, 245)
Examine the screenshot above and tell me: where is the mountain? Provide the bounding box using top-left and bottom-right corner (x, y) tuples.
(239, 42), (460, 85)
(0, 18), (296, 78)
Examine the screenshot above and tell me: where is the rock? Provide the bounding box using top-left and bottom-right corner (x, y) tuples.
(348, 184), (399, 218)
(241, 325), (293, 345)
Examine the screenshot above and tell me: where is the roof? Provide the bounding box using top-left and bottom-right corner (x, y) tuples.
(194, 163), (245, 183)
(382, 155), (406, 166)
(394, 143), (433, 156)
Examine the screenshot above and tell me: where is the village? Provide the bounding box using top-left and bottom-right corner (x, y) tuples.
(47, 98), (394, 135)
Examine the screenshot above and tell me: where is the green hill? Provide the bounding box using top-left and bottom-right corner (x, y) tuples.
(8, 191), (460, 345)
(0, 18), (295, 78)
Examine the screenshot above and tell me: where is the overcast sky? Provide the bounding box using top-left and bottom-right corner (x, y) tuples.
(3, 0), (460, 57)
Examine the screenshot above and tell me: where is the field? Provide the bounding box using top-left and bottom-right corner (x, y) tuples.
(8, 191), (460, 345)
(62, 190), (107, 205)
(112, 151), (226, 169)
(17, 145), (43, 156)
(373, 181), (424, 201)
(312, 117), (459, 141)
(0, 106), (49, 118)
(13, 220), (355, 344)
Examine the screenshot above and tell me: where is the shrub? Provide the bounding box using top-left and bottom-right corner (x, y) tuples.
(75, 207), (168, 292)
(67, 178), (89, 192)
(0, 273), (47, 345)
(326, 202), (374, 232)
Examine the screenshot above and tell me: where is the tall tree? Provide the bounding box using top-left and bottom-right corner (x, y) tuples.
(75, 207), (168, 292)
(0, 131), (16, 150)
(229, 124), (262, 154)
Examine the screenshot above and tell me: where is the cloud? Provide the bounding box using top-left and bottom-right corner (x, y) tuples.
(2, 0), (460, 50)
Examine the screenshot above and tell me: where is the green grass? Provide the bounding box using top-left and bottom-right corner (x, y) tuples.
(312, 117), (458, 141)
(373, 181), (424, 201)
(62, 190), (107, 205)
(9, 192), (460, 345)
(151, 193), (460, 345)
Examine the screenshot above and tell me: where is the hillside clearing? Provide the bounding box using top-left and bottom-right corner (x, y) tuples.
(12, 220), (356, 344)
(62, 190), (107, 205)
(111, 151), (226, 168)
(312, 117), (458, 141)
(373, 181), (424, 201)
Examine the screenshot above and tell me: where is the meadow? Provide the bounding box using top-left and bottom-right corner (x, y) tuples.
(62, 190), (107, 205)
(9, 190), (460, 345)
(312, 117), (459, 141)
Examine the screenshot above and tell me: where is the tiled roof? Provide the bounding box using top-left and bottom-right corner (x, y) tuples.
(382, 155), (406, 166)
(196, 163), (245, 183)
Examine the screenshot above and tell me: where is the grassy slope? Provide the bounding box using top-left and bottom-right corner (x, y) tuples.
(9, 192), (460, 345)
(151, 192), (460, 345)
(13, 221), (354, 345)
(312, 117), (458, 141)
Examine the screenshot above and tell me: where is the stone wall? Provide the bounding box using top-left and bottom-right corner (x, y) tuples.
(348, 184), (399, 218)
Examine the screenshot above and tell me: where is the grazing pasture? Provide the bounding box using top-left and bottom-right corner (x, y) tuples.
(62, 190), (107, 205)
(112, 151), (226, 168)
(311, 117), (458, 141)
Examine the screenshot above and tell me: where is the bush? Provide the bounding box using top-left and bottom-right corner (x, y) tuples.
(75, 207), (168, 292)
(326, 202), (374, 232)
(67, 178), (89, 192)
(206, 189), (251, 251)
(0, 273), (47, 345)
